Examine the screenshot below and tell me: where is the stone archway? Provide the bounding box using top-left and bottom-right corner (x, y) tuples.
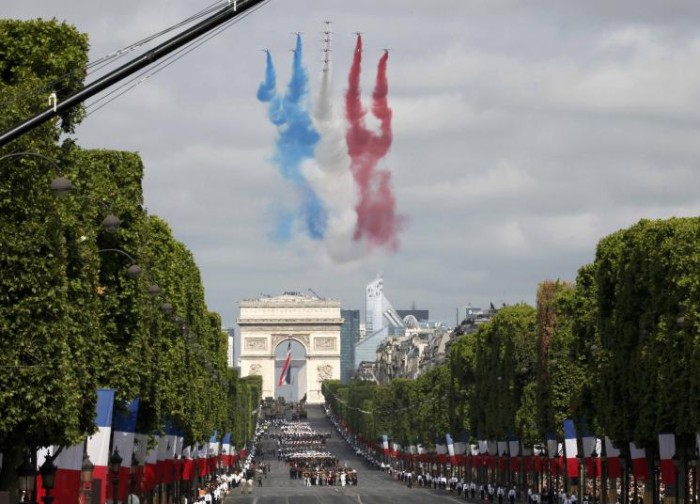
(237, 292), (342, 404)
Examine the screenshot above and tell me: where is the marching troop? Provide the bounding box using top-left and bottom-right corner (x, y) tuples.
(272, 419), (359, 487)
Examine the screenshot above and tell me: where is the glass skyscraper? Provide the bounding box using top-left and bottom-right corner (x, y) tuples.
(340, 309), (360, 384)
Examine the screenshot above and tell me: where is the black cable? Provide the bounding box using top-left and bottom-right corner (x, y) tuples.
(84, 1), (266, 118)
(0, 1), (227, 112)
(0, 0), (269, 147)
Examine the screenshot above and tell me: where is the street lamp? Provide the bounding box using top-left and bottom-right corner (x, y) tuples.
(80, 452), (94, 504)
(0, 152), (73, 196)
(591, 448), (598, 504)
(129, 454), (138, 496)
(39, 455), (57, 504)
(673, 453), (680, 504)
(97, 249), (142, 279)
(17, 455), (37, 503)
(109, 448), (123, 504)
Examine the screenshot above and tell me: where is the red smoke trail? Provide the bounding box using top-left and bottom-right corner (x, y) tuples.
(345, 35), (402, 250)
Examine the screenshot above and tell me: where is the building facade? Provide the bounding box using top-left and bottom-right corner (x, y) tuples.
(340, 309), (360, 384)
(237, 291), (342, 404)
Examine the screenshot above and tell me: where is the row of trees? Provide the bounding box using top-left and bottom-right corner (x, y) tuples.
(0, 18), (261, 491)
(324, 217), (700, 474)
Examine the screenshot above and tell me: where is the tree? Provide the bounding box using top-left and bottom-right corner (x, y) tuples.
(595, 218), (700, 455)
(0, 19), (91, 493)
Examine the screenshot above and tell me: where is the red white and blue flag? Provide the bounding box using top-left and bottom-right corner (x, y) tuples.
(87, 389), (116, 504)
(278, 341), (292, 387)
(658, 433), (676, 485)
(563, 419), (579, 478)
(110, 398), (139, 502)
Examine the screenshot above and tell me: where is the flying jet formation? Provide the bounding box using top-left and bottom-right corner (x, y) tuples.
(259, 48), (269, 53)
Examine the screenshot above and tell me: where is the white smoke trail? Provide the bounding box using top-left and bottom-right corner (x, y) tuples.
(303, 35), (364, 263)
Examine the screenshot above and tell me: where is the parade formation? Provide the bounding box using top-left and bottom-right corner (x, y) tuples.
(271, 419), (359, 487)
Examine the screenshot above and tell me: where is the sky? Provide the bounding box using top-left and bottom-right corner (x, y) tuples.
(5, 0), (700, 328)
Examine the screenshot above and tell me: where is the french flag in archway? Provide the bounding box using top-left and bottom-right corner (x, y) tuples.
(278, 340), (292, 387)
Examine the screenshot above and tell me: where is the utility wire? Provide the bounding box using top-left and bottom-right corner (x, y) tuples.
(0, 1), (227, 112)
(83, 1), (267, 118)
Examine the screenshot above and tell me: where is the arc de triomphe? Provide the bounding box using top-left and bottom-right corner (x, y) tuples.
(237, 292), (342, 404)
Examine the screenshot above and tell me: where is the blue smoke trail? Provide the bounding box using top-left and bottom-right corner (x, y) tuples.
(257, 35), (327, 240)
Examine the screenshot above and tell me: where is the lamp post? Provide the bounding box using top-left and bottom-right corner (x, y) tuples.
(109, 448), (123, 504)
(81, 452), (94, 504)
(97, 249), (142, 279)
(591, 448), (598, 504)
(620, 455), (628, 504)
(129, 454), (138, 502)
(673, 454), (680, 504)
(0, 152), (73, 196)
(600, 454), (607, 504)
(578, 453), (586, 504)
(39, 455), (57, 504)
(17, 455), (37, 504)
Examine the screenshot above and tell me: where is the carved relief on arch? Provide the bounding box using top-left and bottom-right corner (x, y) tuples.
(317, 363), (333, 381)
(244, 337), (268, 351)
(249, 363), (262, 376)
(314, 337), (336, 350)
(271, 334), (309, 352)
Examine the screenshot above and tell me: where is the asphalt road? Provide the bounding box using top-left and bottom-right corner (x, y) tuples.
(223, 404), (470, 504)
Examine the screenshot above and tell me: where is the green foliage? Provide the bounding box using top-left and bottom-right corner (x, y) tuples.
(473, 304), (537, 440)
(449, 332), (477, 434)
(0, 19), (88, 135)
(594, 218), (700, 449)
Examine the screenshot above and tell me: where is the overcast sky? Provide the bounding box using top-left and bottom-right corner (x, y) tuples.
(5, 0), (700, 327)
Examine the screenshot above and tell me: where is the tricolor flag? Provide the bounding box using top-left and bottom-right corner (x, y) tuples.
(142, 434), (160, 492)
(658, 433), (676, 485)
(629, 442), (649, 480)
(446, 434), (456, 465)
(563, 419), (579, 478)
(222, 433), (232, 469)
(417, 443), (426, 461)
(278, 340), (292, 387)
(110, 398), (140, 501)
(454, 433), (469, 463)
(604, 437), (621, 479)
(86, 389), (115, 504)
(436, 436), (448, 464)
(381, 434), (389, 455)
(207, 431), (220, 474)
(498, 441), (508, 471)
(181, 445), (193, 482)
(133, 434), (148, 495)
(509, 436), (520, 472)
(582, 435), (601, 479)
(41, 444), (83, 504)
(197, 441), (209, 477)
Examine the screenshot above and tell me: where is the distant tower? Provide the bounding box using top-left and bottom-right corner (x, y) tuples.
(340, 310), (360, 384)
(355, 274), (404, 366)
